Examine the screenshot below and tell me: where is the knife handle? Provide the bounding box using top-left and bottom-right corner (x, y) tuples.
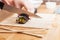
(34, 8), (37, 14)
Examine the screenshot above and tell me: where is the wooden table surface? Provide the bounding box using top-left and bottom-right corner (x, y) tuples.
(0, 5), (60, 40)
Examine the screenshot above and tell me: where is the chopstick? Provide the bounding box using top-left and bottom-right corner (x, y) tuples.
(0, 28), (12, 31)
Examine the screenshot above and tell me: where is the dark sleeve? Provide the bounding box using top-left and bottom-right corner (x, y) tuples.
(0, 1), (4, 9)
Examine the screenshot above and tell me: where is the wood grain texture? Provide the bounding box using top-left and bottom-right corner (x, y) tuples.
(0, 36), (5, 40)
(0, 10), (13, 22)
(0, 33), (42, 40)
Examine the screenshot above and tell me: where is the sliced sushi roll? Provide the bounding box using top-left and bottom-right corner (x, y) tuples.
(16, 13), (30, 24)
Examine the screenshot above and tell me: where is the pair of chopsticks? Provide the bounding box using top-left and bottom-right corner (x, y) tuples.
(0, 27), (43, 38)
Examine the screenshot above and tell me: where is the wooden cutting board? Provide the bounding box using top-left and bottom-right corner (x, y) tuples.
(0, 10), (14, 22)
(0, 13), (56, 29)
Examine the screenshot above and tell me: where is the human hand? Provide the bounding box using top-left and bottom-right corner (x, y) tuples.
(2, 0), (27, 10)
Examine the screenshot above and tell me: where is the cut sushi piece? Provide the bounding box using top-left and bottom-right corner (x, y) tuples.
(16, 13), (30, 24)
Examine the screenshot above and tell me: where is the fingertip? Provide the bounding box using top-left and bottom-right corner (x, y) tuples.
(14, 1), (20, 9)
(3, 0), (10, 5)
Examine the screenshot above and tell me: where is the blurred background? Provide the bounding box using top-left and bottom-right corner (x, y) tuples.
(43, 0), (60, 5)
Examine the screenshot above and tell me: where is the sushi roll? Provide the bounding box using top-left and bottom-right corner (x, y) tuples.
(16, 13), (29, 24)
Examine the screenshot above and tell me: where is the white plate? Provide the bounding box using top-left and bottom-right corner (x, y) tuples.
(0, 13), (56, 29)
